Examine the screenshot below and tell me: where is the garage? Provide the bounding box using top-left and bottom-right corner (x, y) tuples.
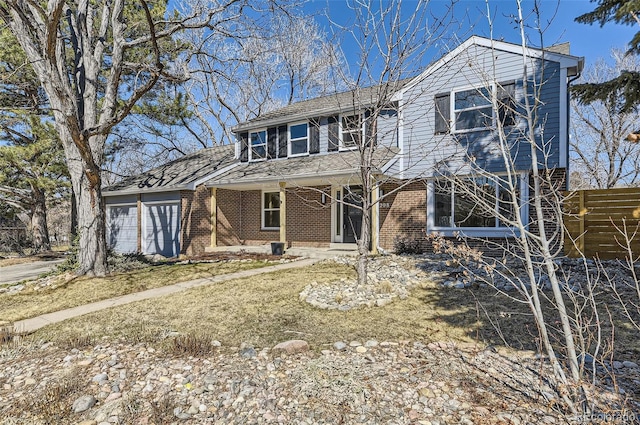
(106, 196), (138, 253)
(142, 193), (180, 257)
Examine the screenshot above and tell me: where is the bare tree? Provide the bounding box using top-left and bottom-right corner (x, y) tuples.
(0, 0), (244, 275)
(101, 9), (345, 184)
(570, 49), (640, 189)
(325, 0), (456, 285)
(427, 0), (592, 413)
(185, 11), (346, 147)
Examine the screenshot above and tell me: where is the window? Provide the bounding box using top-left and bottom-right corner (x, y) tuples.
(289, 122), (308, 156)
(341, 114), (363, 149)
(262, 192), (280, 229)
(432, 175), (523, 232)
(250, 130), (267, 161)
(435, 82), (517, 135)
(453, 86), (493, 132)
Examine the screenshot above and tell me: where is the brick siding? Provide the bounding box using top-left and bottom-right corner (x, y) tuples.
(217, 188), (242, 246)
(379, 181), (427, 251)
(181, 168), (566, 257)
(180, 186), (211, 256)
(216, 186), (331, 248)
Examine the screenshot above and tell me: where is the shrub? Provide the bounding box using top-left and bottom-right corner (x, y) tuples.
(169, 333), (217, 357)
(393, 235), (423, 255)
(107, 251), (153, 273)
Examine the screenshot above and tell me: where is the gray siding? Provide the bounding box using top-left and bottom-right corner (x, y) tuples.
(402, 45), (563, 179)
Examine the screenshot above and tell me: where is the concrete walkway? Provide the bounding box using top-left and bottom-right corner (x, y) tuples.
(13, 258), (317, 334)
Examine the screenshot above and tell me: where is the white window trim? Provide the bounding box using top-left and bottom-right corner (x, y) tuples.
(451, 83), (496, 134)
(261, 190), (280, 230)
(249, 129), (268, 162)
(339, 112), (365, 151)
(426, 172), (528, 238)
(288, 121), (309, 157)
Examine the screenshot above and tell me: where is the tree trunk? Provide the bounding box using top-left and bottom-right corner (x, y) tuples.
(70, 185), (78, 240)
(63, 132), (108, 277)
(71, 170), (107, 276)
(30, 185), (51, 252)
(356, 195), (371, 286)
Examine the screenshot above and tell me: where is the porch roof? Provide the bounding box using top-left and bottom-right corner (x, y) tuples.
(204, 147), (400, 189)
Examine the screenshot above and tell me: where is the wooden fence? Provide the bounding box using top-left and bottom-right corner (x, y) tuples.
(564, 187), (640, 259)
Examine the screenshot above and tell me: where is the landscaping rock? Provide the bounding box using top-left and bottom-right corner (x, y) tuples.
(333, 341), (347, 350)
(272, 340), (309, 354)
(1, 339), (636, 424)
(300, 255), (430, 310)
(240, 346), (257, 358)
(72, 395), (97, 413)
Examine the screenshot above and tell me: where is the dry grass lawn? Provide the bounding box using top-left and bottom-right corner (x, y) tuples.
(32, 261), (640, 360)
(1, 260), (273, 323)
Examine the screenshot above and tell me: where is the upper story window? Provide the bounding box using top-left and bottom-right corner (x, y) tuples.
(250, 130), (267, 161)
(453, 86), (493, 132)
(341, 114), (363, 149)
(434, 82), (516, 135)
(289, 122), (309, 156)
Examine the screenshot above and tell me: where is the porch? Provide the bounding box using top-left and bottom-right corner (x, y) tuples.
(205, 243), (359, 259)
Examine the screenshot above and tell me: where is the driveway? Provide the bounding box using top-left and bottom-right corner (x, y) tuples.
(0, 259), (65, 285)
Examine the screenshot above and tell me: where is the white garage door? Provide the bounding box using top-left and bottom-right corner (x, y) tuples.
(143, 202), (180, 257)
(107, 204), (138, 253)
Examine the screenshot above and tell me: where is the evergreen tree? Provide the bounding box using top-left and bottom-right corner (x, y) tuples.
(0, 29), (68, 252)
(573, 1), (640, 112)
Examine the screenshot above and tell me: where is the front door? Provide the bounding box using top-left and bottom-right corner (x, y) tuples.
(343, 187), (363, 243)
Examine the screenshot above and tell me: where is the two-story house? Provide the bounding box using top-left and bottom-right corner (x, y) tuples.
(103, 36), (583, 257)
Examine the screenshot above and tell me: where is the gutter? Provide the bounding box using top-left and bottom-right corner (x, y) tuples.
(232, 103), (378, 133)
(102, 186), (191, 197)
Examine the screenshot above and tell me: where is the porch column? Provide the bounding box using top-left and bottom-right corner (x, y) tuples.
(279, 182), (287, 244)
(210, 187), (217, 247)
(371, 183), (379, 255)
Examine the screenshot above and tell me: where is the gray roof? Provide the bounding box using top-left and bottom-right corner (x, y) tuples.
(103, 145), (237, 195)
(233, 80), (412, 132)
(206, 147), (399, 187)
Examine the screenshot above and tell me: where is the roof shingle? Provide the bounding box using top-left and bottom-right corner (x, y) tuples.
(103, 145), (237, 195)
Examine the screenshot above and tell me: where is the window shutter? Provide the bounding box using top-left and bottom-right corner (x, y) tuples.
(267, 127), (277, 158)
(277, 125), (288, 158)
(434, 93), (450, 135)
(239, 132), (248, 162)
(498, 81), (516, 127)
(309, 118), (320, 154)
(328, 115), (339, 151)
(364, 109), (377, 147)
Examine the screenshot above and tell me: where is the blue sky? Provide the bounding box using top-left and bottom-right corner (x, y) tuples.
(304, 0), (637, 69)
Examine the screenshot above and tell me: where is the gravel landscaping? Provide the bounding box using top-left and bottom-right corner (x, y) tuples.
(1, 337), (637, 425)
(1, 253), (640, 423)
